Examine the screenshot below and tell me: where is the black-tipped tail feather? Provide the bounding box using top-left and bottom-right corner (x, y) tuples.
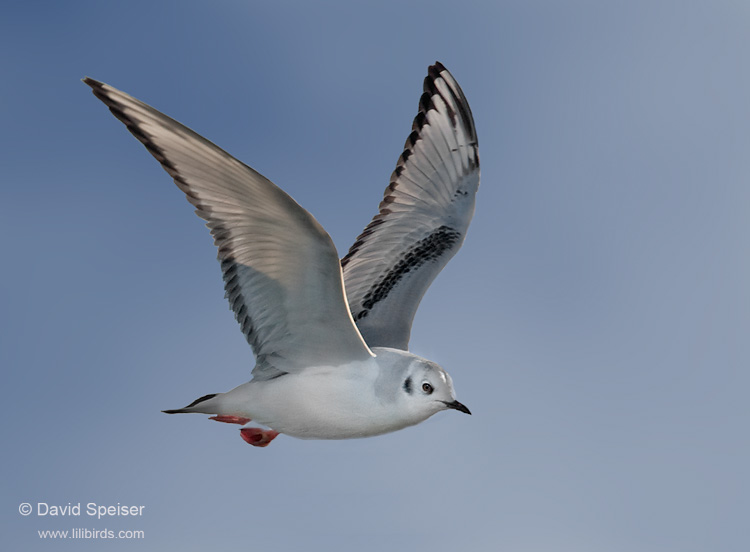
(162, 393), (218, 414)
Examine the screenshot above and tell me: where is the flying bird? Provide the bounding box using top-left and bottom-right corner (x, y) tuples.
(84, 62), (479, 447)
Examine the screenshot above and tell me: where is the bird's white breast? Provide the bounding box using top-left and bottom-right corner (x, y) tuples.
(227, 357), (419, 440)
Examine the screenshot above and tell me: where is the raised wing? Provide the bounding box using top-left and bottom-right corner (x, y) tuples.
(341, 62), (479, 350)
(85, 78), (373, 380)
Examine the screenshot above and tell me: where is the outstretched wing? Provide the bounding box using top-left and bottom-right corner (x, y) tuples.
(85, 78), (373, 380)
(341, 62), (480, 350)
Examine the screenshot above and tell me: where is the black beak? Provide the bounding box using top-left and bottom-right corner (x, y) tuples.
(443, 400), (471, 415)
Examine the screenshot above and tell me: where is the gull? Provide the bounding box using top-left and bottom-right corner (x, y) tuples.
(84, 62), (479, 447)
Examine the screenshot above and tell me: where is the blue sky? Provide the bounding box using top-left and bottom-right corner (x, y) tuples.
(2, 1), (749, 550)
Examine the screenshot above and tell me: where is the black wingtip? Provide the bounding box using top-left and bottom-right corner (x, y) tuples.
(162, 409), (184, 414)
(427, 61), (447, 82)
(82, 76), (103, 89)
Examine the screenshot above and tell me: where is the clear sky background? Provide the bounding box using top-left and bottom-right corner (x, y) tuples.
(2, 1), (749, 551)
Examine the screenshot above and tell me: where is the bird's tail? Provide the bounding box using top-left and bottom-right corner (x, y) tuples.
(162, 393), (222, 415)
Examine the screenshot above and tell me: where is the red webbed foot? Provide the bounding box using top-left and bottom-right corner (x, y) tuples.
(209, 415), (252, 425)
(240, 428), (280, 447)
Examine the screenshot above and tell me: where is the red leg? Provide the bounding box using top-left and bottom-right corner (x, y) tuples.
(240, 428), (280, 447)
(209, 415), (252, 425)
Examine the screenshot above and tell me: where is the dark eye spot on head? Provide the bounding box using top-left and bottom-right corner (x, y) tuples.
(422, 382), (434, 395)
(403, 377), (413, 394)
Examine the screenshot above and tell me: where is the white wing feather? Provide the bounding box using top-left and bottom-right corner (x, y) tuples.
(342, 62), (480, 350)
(85, 78), (373, 379)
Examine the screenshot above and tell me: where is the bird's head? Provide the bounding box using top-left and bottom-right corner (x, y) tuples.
(397, 356), (471, 420)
